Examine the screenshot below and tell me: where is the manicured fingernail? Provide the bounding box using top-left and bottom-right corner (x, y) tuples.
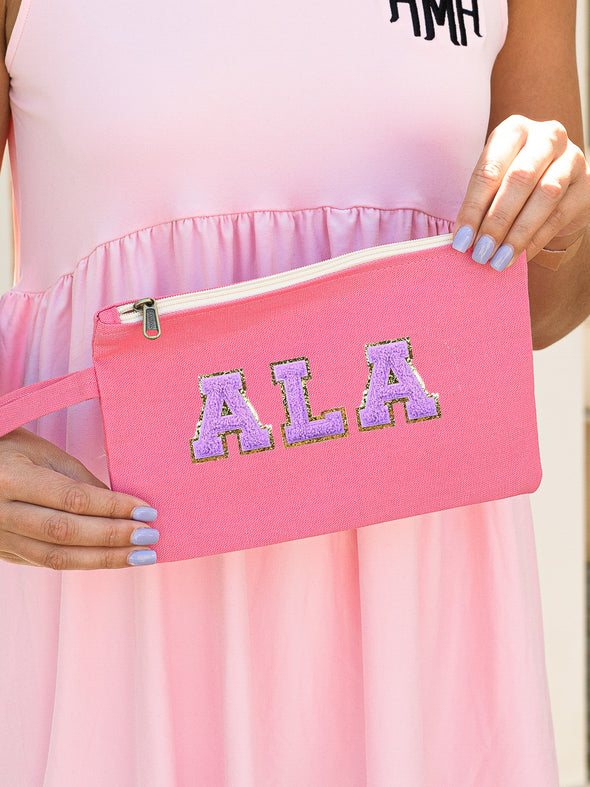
(131, 507), (158, 523)
(127, 549), (157, 566)
(472, 235), (495, 264)
(130, 528), (160, 546)
(452, 226), (473, 253)
(489, 243), (514, 272)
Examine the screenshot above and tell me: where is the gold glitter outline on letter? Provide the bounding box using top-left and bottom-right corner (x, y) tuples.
(270, 356), (349, 448)
(356, 339), (441, 431)
(190, 368), (275, 463)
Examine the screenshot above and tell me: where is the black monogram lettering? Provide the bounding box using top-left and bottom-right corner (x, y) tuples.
(389, 0), (482, 45)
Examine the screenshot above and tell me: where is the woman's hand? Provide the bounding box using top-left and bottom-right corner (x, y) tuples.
(0, 428), (160, 569)
(451, 114), (590, 271)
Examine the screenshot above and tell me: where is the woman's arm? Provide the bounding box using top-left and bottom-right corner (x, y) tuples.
(453, 0), (590, 349)
(0, 1), (13, 166)
(0, 0), (23, 146)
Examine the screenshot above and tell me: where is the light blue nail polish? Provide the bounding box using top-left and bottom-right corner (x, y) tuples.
(452, 226), (473, 253)
(489, 243), (514, 272)
(131, 528), (160, 546)
(472, 235), (495, 264)
(127, 550), (157, 566)
(131, 506), (158, 523)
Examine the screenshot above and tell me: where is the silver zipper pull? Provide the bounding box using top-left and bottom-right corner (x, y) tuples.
(132, 297), (161, 340)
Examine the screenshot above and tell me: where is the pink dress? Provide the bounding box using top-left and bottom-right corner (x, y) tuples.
(0, 1), (559, 784)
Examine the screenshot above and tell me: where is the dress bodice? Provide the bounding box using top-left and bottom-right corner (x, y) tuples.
(6, 0), (505, 293)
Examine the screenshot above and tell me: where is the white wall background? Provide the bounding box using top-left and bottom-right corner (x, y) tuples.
(529, 3), (589, 785)
(0, 6), (589, 783)
(532, 332), (586, 787)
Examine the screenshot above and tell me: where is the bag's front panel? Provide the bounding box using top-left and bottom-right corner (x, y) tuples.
(93, 244), (539, 562)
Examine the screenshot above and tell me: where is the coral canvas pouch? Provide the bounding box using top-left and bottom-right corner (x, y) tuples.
(0, 233), (542, 563)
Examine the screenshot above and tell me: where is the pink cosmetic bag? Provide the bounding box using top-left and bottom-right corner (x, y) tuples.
(0, 234), (541, 563)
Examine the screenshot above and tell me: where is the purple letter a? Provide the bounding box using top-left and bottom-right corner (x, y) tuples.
(190, 370), (274, 462)
(357, 339), (440, 430)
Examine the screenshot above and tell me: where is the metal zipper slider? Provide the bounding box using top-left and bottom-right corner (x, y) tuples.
(132, 297), (161, 339)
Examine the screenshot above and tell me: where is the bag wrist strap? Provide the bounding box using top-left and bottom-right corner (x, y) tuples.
(0, 367), (99, 437)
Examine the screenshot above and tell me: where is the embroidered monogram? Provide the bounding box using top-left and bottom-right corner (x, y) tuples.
(389, 0), (482, 46)
(190, 339), (441, 461)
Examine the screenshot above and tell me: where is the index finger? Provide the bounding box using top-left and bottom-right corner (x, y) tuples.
(4, 458), (155, 521)
(452, 118), (528, 245)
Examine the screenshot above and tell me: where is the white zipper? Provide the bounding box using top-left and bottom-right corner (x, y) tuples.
(118, 232), (453, 335)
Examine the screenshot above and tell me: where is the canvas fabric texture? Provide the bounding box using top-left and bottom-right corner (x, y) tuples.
(0, 242), (542, 563)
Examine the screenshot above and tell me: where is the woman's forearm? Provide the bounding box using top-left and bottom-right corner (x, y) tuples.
(528, 229), (590, 349)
